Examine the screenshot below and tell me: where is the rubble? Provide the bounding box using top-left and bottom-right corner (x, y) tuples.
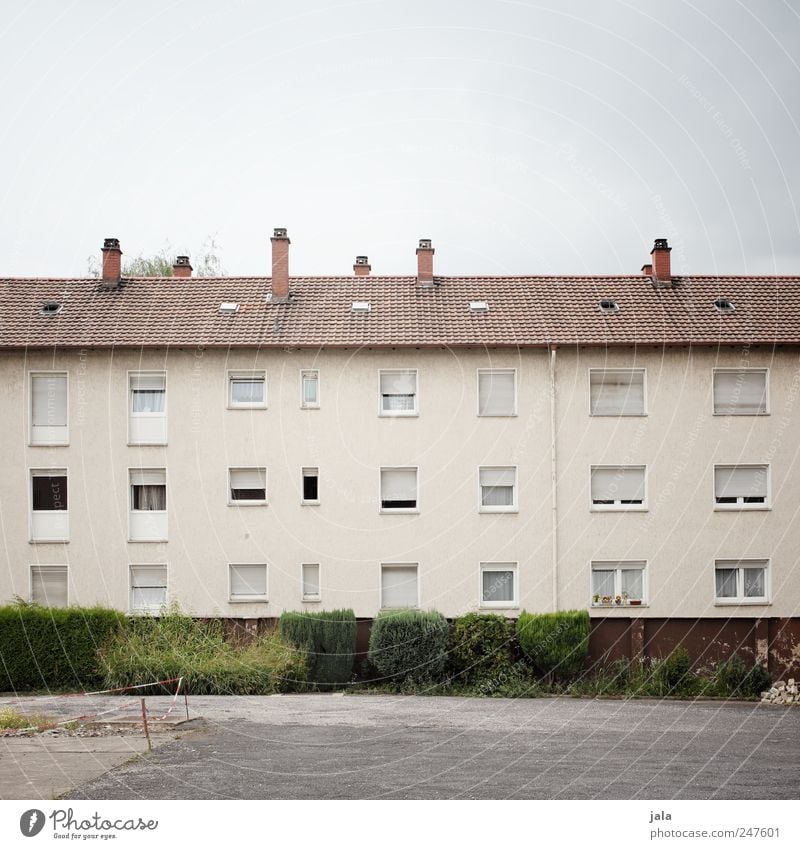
(761, 678), (799, 705)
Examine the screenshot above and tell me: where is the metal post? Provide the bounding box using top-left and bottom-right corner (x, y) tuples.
(184, 691), (189, 721)
(141, 698), (152, 751)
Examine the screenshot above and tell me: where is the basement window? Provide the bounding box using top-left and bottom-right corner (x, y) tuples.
(469, 301), (489, 313)
(599, 298), (619, 314)
(351, 301), (371, 313)
(219, 302), (239, 314)
(714, 299), (735, 314)
(40, 301), (63, 316)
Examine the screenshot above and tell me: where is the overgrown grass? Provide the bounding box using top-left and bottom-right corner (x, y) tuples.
(0, 708), (57, 731)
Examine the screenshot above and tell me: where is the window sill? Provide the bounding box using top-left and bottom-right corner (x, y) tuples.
(381, 606), (419, 611)
(302, 597), (322, 603)
(229, 598), (269, 604)
(227, 405), (268, 411)
(128, 538), (169, 544)
(379, 413), (419, 418)
(301, 500), (321, 507)
(301, 405), (320, 411)
(591, 506), (648, 513)
(712, 412), (769, 417)
(591, 603), (649, 609)
(380, 508), (420, 515)
(479, 508), (519, 514)
(714, 505), (771, 512)
(227, 501), (268, 507)
(127, 442), (168, 447)
(714, 600), (771, 607)
(29, 442), (70, 448)
(479, 604), (519, 611)
(477, 413), (518, 418)
(589, 413), (648, 418)
(29, 539), (69, 544)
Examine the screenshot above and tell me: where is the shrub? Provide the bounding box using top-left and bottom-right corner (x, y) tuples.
(0, 604), (124, 691)
(651, 647), (697, 696)
(368, 609), (449, 684)
(516, 610), (590, 680)
(450, 613), (515, 685)
(715, 655), (771, 698)
(279, 609), (356, 688)
(102, 609), (306, 695)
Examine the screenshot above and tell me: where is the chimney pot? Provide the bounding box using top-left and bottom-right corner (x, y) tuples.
(173, 255), (193, 278)
(415, 237), (435, 285)
(650, 237), (672, 283)
(270, 227), (290, 301)
(354, 255), (371, 276)
(101, 237), (122, 286)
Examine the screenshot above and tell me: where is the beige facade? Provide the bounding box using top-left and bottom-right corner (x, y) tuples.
(2, 343), (798, 619)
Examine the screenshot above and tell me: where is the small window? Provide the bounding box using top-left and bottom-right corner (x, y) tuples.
(598, 298), (619, 314)
(381, 563), (418, 609)
(589, 369), (645, 416)
(591, 561), (646, 606)
(713, 299), (735, 314)
(229, 564), (268, 602)
(228, 371), (266, 409)
(129, 468), (167, 542)
(302, 564), (321, 602)
(479, 467), (517, 512)
(129, 372), (167, 445)
(30, 372), (69, 445)
(30, 469), (69, 542)
(379, 370), (418, 415)
(301, 370), (319, 408)
(480, 563), (517, 608)
(229, 468), (267, 504)
(713, 369), (768, 415)
(40, 301), (63, 316)
(469, 301), (489, 313)
(130, 566), (167, 615)
(478, 370), (516, 416)
(380, 467), (418, 511)
(591, 466), (646, 510)
(715, 559), (768, 604)
(219, 302), (239, 314)
(31, 565), (68, 607)
(302, 467), (319, 503)
(714, 465), (769, 509)
(352, 301), (371, 313)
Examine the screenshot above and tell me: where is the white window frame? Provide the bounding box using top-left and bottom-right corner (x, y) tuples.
(29, 370), (69, 446)
(128, 467), (168, 543)
(227, 370), (267, 410)
(588, 368), (647, 417)
(590, 560), (648, 607)
(590, 465), (647, 512)
(127, 370), (168, 445)
(478, 466), (518, 513)
(713, 464), (771, 511)
(479, 562), (519, 609)
(227, 467), (268, 506)
(378, 369), (419, 417)
(29, 467), (70, 543)
(30, 565), (69, 607)
(712, 367), (769, 416)
(228, 563), (269, 603)
(380, 562), (420, 609)
(714, 558), (770, 606)
(301, 369), (320, 409)
(477, 368), (517, 417)
(301, 467), (320, 505)
(129, 565), (168, 615)
(301, 563), (321, 603)
(379, 466), (419, 514)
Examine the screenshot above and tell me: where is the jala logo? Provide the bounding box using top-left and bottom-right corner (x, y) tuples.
(19, 810), (46, 837)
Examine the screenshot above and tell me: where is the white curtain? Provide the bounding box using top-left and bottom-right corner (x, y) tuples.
(715, 568), (738, 598)
(381, 371), (416, 410)
(620, 569), (643, 599)
(302, 373), (318, 404)
(131, 469), (166, 510)
(590, 371), (644, 415)
(482, 568), (514, 602)
(480, 468), (515, 506)
(714, 371), (767, 414)
(715, 466), (767, 499)
(381, 566), (417, 608)
(743, 567), (765, 598)
(130, 374), (165, 413)
(591, 467), (645, 502)
(478, 371), (515, 415)
(32, 374), (67, 427)
(230, 564), (267, 597)
(592, 570), (615, 597)
(230, 378), (264, 404)
(130, 567), (167, 611)
(31, 566), (68, 607)
(381, 469), (417, 503)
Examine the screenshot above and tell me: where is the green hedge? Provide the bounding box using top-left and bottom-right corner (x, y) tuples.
(0, 605), (124, 691)
(279, 609), (356, 688)
(368, 609), (449, 684)
(450, 613), (515, 685)
(516, 610), (590, 680)
(714, 654), (771, 698)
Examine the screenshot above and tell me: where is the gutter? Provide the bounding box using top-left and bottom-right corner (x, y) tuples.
(549, 344), (559, 611)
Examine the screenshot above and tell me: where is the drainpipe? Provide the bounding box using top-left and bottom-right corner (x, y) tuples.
(549, 344), (559, 612)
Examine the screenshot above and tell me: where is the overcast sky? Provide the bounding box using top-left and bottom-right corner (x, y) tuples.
(1, 0), (798, 277)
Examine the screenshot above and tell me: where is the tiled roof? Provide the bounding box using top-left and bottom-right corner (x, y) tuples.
(0, 274), (798, 348)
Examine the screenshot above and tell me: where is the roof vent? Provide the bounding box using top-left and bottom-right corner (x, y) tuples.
(714, 298), (735, 314)
(219, 302), (239, 314)
(351, 301), (371, 313)
(599, 298), (619, 314)
(40, 301), (63, 316)
(469, 301), (489, 313)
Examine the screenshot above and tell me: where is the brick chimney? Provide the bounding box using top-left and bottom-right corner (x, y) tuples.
(416, 238), (434, 285)
(173, 255), (192, 278)
(641, 263), (653, 276)
(270, 227), (290, 302)
(650, 238), (672, 283)
(101, 238), (122, 286)
(354, 255), (371, 276)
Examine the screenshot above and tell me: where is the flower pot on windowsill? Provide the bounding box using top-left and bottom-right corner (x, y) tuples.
(628, 600), (642, 606)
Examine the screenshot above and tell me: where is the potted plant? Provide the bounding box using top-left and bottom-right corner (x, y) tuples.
(629, 599), (642, 606)
(592, 594), (601, 605)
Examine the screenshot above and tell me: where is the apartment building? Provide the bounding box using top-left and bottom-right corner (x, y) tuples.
(1, 232), (798, 668)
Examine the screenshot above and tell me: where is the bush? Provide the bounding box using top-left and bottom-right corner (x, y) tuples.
(715, 655), (771, 698)
(368, 609), (449, 684)
(450, 613), (515, 685)
(279, 609), (356, 688)
(102, 609), (306, 695)
(516, 610), (590, 680)
(650, 647), (697, 696)
(0, 604), (124, 691)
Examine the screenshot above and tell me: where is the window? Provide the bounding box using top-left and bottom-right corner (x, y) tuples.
(713, 369), (768, 415)
(129, 372), (167, 444)
(302, 467), (319, 503)
(228, 371), (266, 409)
(30, 469), (69, 542)
(714, 465), (769, 509)
(478, 369), (516, 416)
(480, 563), (517, 607)
(129, 566), (167, 614)
(379, 370), (417, 415)
(30, 565), (68, 607)
(589, 369), (645, 416)
(591, 466), (646, 510)
(229, 564), (268, 602)
(30, 372), (68, 445)
(129, 469), (167, 542)
(302, 564), (321, 602)
(598, 298), (619, 314)
(380, 467), (418, 511)
(591, 561), (646, 606)
(381, 564), (418, 608)
(715, 560), (769, 604)
(301, 370), (319, 408)
(229, 468), (267, 504)
(479, 467), (517, 512)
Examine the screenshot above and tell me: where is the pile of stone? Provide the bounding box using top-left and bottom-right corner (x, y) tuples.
(761, 678), (798, 705)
